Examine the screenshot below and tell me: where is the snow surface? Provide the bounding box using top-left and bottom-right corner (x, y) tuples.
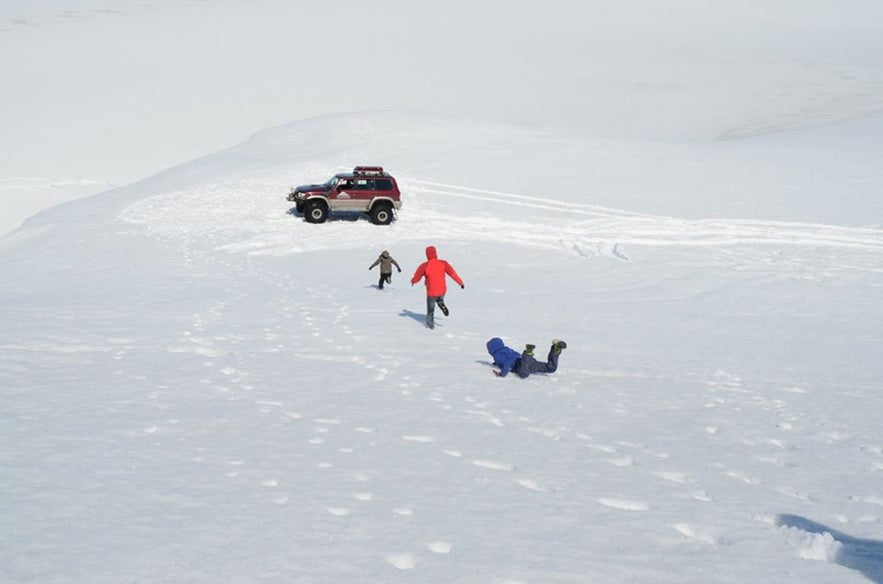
(3, 111), (883, 583)
(3, 1), (883, 583)
(3, 0), (883, 235)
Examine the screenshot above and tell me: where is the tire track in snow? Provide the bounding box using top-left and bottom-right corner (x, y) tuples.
(403, 177), (656, 219)
(405, 180), (883, 253)
(120, 175), (883, 271)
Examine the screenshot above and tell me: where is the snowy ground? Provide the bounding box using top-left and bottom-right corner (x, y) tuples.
(2, 112), (883, 582)
(3, 1), (883, 582)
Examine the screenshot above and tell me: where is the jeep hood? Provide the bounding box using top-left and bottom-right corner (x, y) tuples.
(296, 183), (329, 193)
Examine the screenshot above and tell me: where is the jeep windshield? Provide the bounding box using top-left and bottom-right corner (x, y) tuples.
(325, 174), (349, 188)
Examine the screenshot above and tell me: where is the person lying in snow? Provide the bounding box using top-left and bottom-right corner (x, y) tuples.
(486, 337), (567, 378)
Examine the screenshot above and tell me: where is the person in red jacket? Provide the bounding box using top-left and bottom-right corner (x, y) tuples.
(411, 245), (464, 329)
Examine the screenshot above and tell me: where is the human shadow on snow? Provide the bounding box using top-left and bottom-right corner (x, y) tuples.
(776, 514), (883, 583)
(399, 309), (428, 326)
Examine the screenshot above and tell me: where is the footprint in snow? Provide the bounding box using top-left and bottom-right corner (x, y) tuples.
(598, 497), (649, 511)
(778, 486), (813, 501)
(402, 435), (436, 443)
(653, 471), (690, 484)
(692, 490), (713, 502)
(608, 455), (635, 467)
(673, 523), (717, 543)
(514, 478), (546, 492)
(525, 426), (560, 439)
(726, 470), (762, 485)
(586, 443), (617, 453)
(427, 541), (452, 554)
(385, 554), (417, 570)
(472, 460), (514, 471)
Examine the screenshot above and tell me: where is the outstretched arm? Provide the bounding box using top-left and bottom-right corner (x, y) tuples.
(369, 258), (380, 270)
(445, 262), (464, 287)
(391, 259), (402, 272)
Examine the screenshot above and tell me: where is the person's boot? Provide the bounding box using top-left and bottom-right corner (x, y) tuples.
(439, 302), (449, 316)
(523, 344), (535, 358)
(552, 339), (567, 353)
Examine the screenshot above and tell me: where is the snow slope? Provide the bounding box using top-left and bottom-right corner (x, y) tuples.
(3, 0), (883, 235)
(2, 112), (882, 582)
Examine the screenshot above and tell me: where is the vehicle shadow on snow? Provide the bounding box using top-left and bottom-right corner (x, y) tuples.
(286, 207), (360, 222)
(287, 208), (391, 224)
(776, 514), (883, 583)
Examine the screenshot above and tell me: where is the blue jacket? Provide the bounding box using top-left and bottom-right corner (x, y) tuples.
(486, 337), (521, 378)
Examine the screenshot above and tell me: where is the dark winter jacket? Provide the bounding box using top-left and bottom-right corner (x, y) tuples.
(369, 251), (401, 275)
(486, 337), (521, 378)
(411, 246), (463, 297)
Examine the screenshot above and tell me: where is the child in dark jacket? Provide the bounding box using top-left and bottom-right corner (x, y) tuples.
(369, 250), (401, 289)
(486, 337), (567, 378)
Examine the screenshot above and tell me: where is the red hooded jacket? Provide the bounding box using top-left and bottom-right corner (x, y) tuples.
(411, 246), (463, 297)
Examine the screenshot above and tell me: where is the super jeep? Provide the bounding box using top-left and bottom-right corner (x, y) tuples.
(286, 166), (401, 225)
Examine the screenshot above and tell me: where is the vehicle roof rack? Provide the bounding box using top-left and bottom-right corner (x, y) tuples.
(353, 166), (385, 176)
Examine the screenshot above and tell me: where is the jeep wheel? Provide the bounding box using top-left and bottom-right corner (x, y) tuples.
(369, 202), (394, 225)
(304, 200), (328, 223)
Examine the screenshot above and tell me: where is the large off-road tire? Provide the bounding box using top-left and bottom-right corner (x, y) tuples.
(369, 201), (394, 225)
(304, 200), (329, 223)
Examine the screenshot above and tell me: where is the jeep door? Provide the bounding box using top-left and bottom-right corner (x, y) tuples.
(333, 178), (360, 210)
(351, 178), (375, 207)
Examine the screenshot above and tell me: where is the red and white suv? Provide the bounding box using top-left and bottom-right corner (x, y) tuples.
(287, 166), (401, 225)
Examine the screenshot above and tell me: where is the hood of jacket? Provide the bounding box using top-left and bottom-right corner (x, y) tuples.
(486, 337), (505, 355)
(425, 246), (438, 260)
(381, 250), (390, 258)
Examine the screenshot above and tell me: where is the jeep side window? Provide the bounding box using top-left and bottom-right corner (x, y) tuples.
(375, 179), (392, 191)
(354, 179), (370, 190)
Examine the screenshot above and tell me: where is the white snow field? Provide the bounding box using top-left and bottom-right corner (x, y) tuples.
(2, 111), (883, 583)
(4, 0), (883, 582)
(3, 0), (883, 235)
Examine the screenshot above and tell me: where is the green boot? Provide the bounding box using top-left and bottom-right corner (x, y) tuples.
(552, 339), (567, 353)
